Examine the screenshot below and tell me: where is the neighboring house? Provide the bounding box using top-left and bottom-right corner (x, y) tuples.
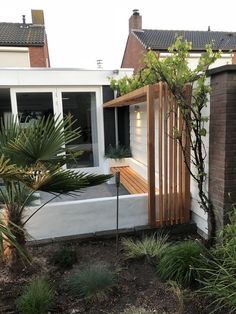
(0, 10), (50, 67)
(122, 10), (236, 72)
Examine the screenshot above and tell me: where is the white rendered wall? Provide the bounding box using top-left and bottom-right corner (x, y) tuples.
(189, 79), (211, 237)
(160, 53), (232, 70)
(0, 68), (133, 87)
(0, 47), (30, 67)
(26, 194), (150, 240)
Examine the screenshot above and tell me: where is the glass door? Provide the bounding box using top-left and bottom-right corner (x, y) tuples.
(61, 92), (98, 168)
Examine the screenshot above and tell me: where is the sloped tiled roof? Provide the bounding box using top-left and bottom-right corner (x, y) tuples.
(133, 29), (236, 51)
(0, 22), (45, 46)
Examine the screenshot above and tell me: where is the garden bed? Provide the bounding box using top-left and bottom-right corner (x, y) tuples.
(0, 236), (223, 314)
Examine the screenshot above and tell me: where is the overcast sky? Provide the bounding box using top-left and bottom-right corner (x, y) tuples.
(1, 0), (236, 69)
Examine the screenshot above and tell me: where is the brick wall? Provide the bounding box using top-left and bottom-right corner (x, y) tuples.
(121, 33), (146, 73)
(209, 65), (236, 227)
(29, 36), (50, 67)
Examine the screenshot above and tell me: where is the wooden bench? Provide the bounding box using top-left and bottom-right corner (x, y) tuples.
(111, 166), (149, 194)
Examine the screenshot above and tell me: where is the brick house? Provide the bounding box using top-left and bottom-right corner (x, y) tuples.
(0, 9), (50, 67)
(122, 10), (236, 73)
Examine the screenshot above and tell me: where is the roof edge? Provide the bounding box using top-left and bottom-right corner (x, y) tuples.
(207, 64), (236, 76)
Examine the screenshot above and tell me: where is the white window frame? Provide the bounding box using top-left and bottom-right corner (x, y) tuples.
(10, 86), (105, 174)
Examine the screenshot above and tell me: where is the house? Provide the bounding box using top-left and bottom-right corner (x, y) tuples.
(0, 10), (50, 67)
(0, 9), (147, 241)
(122, 10), (236, 72)
(0, 67), (133, 173)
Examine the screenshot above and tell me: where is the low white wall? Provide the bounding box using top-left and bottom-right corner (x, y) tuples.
(26, 194), (149, 240)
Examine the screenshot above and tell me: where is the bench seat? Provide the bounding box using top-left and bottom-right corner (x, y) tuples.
(110, 166), (150, 194)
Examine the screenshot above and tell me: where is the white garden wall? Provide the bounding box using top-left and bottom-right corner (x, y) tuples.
(26, 194), (151, 241)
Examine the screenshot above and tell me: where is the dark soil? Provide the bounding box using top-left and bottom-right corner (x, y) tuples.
(0, 237), (221, 314)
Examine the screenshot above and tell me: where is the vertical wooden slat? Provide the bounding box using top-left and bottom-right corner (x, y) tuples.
(147, 84), (156, 226)
(163, 84), (168, 224)
(173, 98), (178, 224)
(178, 108), (184, 223)
(168, 91), (174, 224)
(158, 83), (163, 225)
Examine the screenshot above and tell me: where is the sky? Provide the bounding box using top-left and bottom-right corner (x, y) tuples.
(1, 0), (236, 69)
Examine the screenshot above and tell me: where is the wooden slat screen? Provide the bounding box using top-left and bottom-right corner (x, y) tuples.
(157, 83), (191, 225)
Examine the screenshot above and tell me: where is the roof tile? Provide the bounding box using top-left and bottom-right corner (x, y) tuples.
(0, 22), (45, 46)
(133, 29), (236, 51)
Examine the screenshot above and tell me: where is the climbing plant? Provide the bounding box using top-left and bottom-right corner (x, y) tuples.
(111, 37), (221, 244)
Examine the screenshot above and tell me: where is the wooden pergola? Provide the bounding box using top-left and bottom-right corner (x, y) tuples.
(103, 83), (191, 226)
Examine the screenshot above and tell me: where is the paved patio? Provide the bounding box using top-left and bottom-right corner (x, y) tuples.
(40, 183), (129, 203)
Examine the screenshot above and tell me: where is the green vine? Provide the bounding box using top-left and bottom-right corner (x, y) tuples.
(111, 37), (221, 244)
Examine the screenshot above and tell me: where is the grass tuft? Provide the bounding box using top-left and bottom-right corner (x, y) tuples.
(16, 277), (53, 314)
(121, 306), (157, 314)
(197, 208), (236, 313)
(49, 247), (78, 269)
(157, 240), (206, 286)
(122, 233), (169, 261)
(68, 263), (115, 301)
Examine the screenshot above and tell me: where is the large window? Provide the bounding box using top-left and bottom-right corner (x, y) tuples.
(62, 92), (98, 168)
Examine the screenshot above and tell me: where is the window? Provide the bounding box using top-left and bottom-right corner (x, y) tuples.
(16, 92), (53, 125)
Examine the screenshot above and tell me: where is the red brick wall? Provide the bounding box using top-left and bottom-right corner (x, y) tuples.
(29, 34), (50, 67)
(209, 66), (236, 227)
(121, 33), (147, 73)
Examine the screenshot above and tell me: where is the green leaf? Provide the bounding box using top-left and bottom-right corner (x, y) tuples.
(199, 128), (207, 136)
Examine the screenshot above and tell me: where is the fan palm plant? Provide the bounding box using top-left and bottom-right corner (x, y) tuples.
(0, 115), (111, 271)
(0, 219), (28, 261)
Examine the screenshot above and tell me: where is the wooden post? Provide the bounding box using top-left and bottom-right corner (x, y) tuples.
(147, 84), (156, 225)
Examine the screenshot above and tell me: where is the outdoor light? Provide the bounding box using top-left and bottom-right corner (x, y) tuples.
(134, 105), (140, 112)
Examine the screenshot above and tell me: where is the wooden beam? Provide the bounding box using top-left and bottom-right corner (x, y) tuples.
(103, 83), (160, 108)
(103, 86), (148, 108)
(147, 84), (156, 225)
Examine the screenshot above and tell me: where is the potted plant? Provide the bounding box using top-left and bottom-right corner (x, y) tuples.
(104, 145), (132, 177)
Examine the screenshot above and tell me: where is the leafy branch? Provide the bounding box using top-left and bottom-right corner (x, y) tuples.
(110, 37), (221, 244)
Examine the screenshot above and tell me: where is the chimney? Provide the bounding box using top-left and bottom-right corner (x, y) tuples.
(22, 15), (26, 25)
(31, 9), (45, 25)
(129, 9), (142, 33)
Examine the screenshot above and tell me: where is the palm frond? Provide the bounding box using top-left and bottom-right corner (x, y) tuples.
(0, 182), (38, 208)
(4, 115), (81, 166)
(0, 116), (21, 152)
(0, 155), (20, 179)
(21, 165), (112, 194)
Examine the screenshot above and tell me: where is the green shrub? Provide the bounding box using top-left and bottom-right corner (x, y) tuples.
(122, 233), (169, 261)
(16, 278), (53, 314)
(68, 263), (115, 301)
(157, 240), (206, 286)
(49, 247), (78, 269)
(198, 208), (236, 313)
